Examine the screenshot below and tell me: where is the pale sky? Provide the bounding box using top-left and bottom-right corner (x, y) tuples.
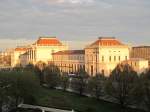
(0, 0), (150, 50)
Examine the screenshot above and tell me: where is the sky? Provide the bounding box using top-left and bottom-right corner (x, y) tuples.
(0, 0), (150, 50)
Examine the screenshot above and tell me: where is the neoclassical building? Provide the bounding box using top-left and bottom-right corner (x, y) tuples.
(11, 47), (28, 67)
(52, 50), (85, 73)
(13, 37), (68, 67)
(85, 37), (130, 76)
(130, 46), (150, 67)
(0, 49), (14, 67)
(122, 58), (149, 74)
(10, 36), (149, 76)
(25, 37), (68, 65)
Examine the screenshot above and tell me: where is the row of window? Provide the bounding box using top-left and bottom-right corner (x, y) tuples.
(87, 55), (128, 62)
(54, 63), (85, 73)
(102, 56), (128, 62)
(54, 55), (84, 61)
(109, 50), (121, 53)
(69, 55), (84, 60)
(130, 62), (137, 67)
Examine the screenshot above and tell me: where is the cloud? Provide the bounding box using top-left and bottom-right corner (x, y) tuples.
(36, 0), (95, 5)
(66, 0), (94, 4)
(0, 38), (34, 51)
(0, 0), (150, 50)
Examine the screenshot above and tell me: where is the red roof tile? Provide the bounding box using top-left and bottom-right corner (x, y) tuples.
(52, 50), (85, 55)
(36, 37), (62, 46)
(91, 37), (124, 46)
(15, 47), (28, 51)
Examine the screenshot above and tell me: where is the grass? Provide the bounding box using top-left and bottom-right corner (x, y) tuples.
(33, 87), (145, 112)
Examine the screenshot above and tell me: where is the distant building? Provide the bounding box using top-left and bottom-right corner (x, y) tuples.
(85, 37), (130, 76)
(122, 58), (149, 74)
(11, 47), (28, 67)
(52, 50), (85, 73)
(131, 46), (150, 66)
(20, 37), (68, 66)
(0, 49), (13, 67)
(19, 52), (28, 67)
(9, 36), (149, 76)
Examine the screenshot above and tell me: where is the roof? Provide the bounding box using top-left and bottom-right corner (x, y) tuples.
(52, 50), (85, 55)
(15, 47), (28, 51)
(132, 46), (150, 48)
(36, 37), (62, 46)
(90, 37), (124, 46)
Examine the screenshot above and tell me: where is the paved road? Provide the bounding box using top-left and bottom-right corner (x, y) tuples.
(18, 104), (74, 112)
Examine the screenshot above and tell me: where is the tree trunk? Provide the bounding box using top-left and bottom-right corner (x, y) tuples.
(63, 85), (66, 92)
(120, 100), (126, 112)
(0, 102), (2, 112)
(96, 91), (99, 100)
(15, 96), (20, 108)
(79, 86), (83, 96)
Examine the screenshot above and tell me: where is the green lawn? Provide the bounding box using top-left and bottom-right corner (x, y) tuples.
(33, 87), (144, 112)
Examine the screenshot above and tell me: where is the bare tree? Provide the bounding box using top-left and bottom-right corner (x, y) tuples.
(105, 64), (139, 110)
(0, 73), (11, 112)
(24, 63), (35, 71)
(71, 68), (89, 96)
(61, 72), (69, 91)
(44, 64), (61, 89)
(35, 61), (46, 85)
(9, 71), (40, 107)
(0, 70), (40, 111)
(88, 73), (105, 99)
(140, 69), (150, 111)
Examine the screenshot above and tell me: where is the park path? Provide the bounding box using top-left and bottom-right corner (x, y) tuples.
(18, 104), (74, 112)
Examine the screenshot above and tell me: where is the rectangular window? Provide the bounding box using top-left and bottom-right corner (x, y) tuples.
(91, 65), (93, 76)
(114, 56), (116, 61)
(102, 56), (104, 62)
(135, 62), (136, 66)
(118, 56), (120, 61)
(125, 56), (128, 60)
(109, 56), (111, 62)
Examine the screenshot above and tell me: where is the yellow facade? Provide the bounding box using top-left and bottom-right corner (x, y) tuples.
(10, 36), (149, 76)
(131, 46), (150, 66)
(0, 49), (13, 67)
(85, 37), (130, 76)
(52, 50), (85, 73)
(122, 58), (149, 74)
(11, 47), (27, 67)
(21, 37), (68, 66)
